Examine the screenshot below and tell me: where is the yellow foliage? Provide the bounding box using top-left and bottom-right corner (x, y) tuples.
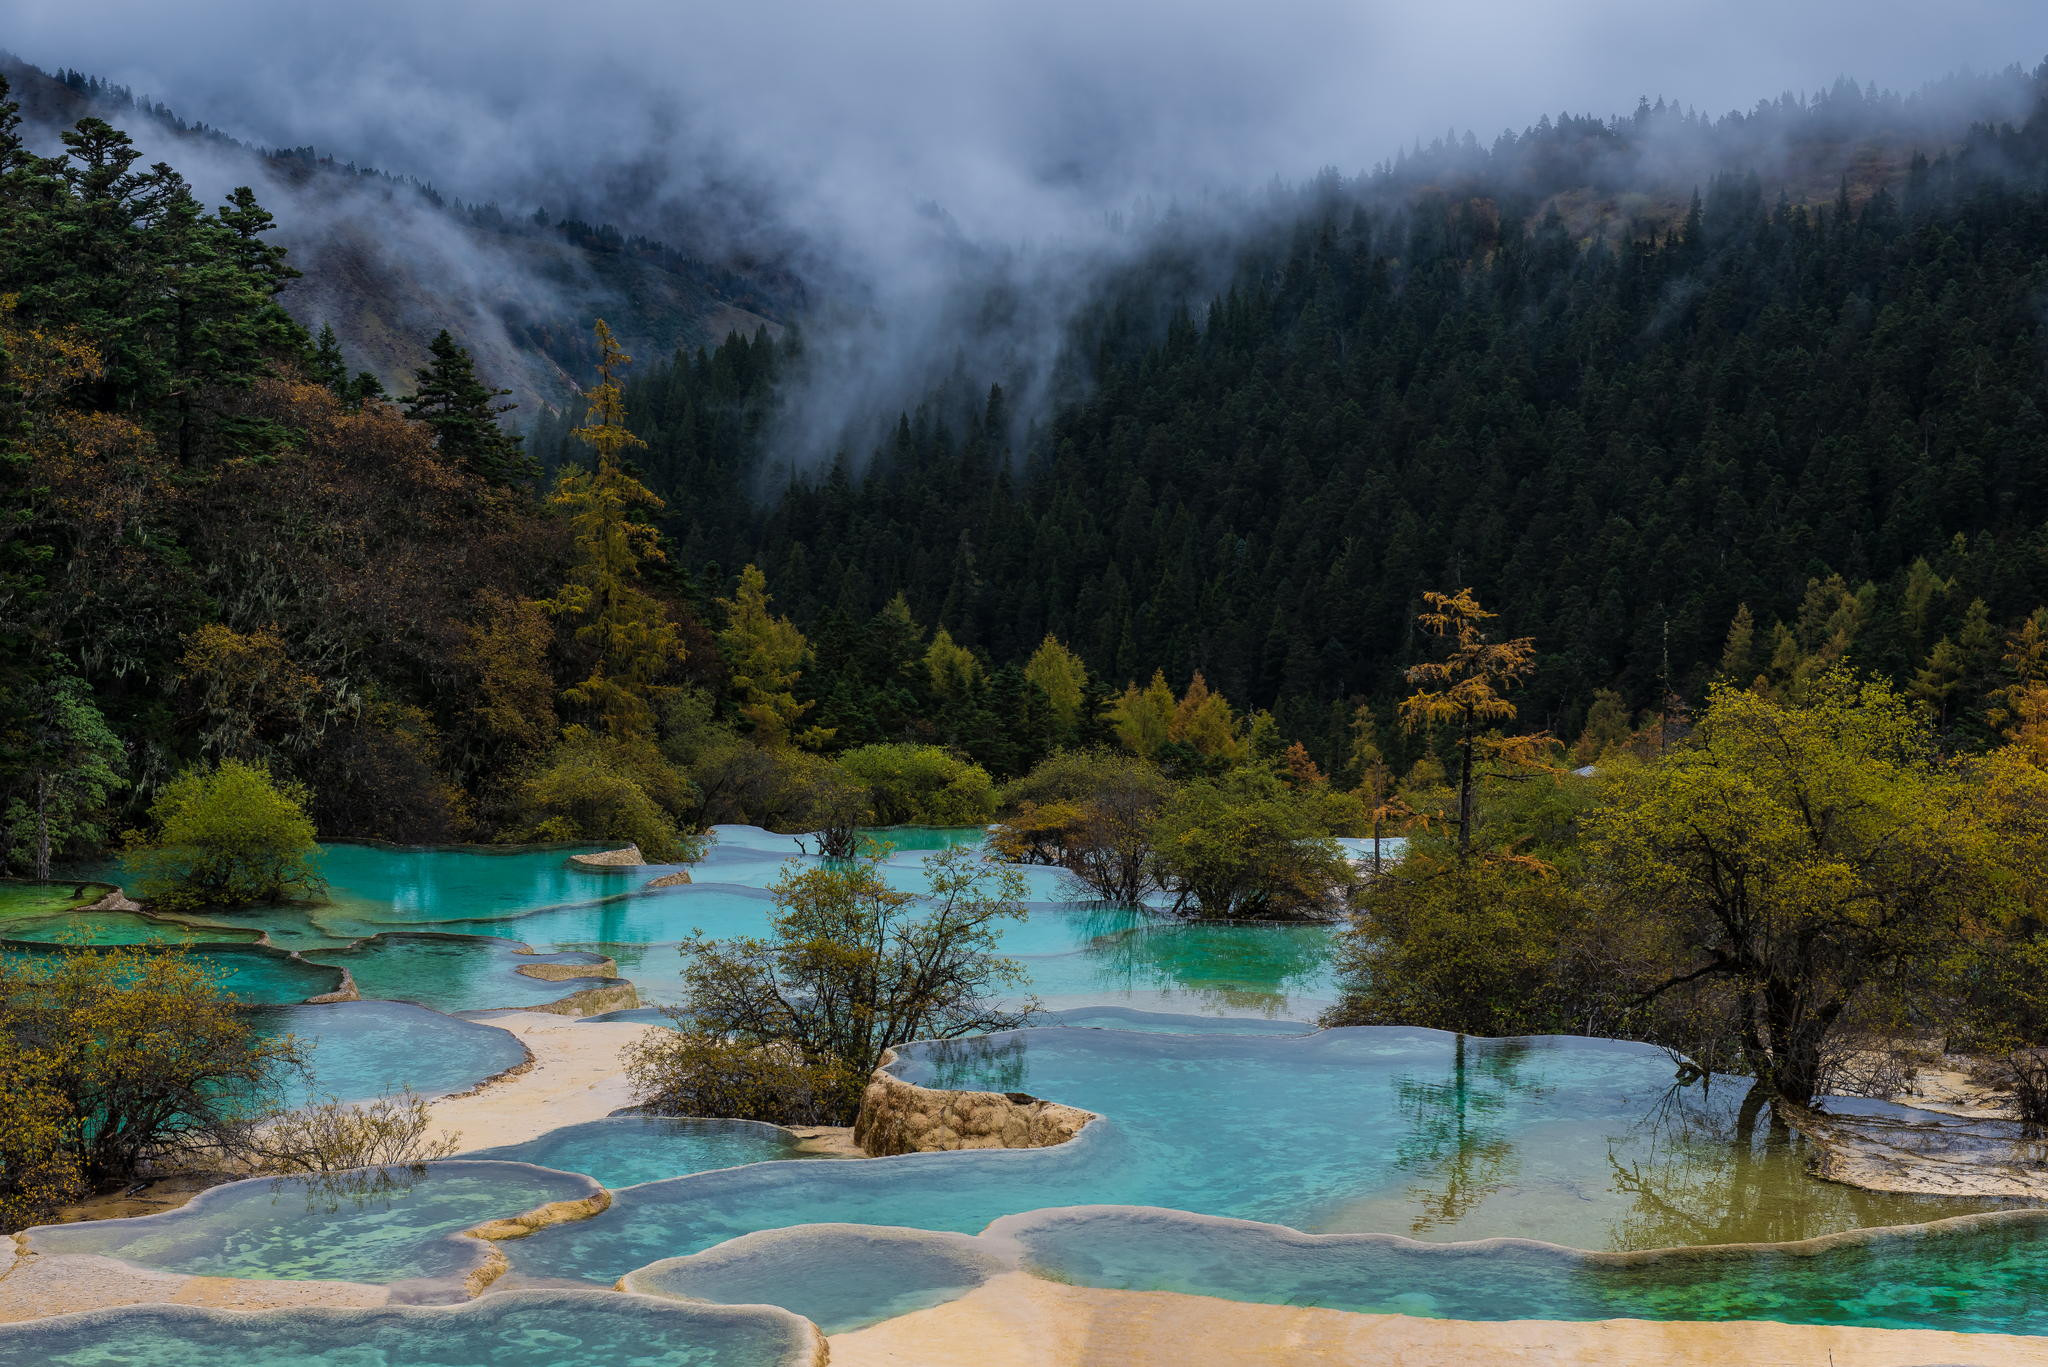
(1024, 636), (1088, 733)
(717, 563), (814, 746)
(1106, 670), (1176, 757)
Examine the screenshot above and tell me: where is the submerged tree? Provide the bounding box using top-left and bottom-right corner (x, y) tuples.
(0, 944), (306, 1189)
(1589, 675), (1988, 1106)
(124, 759), (323, 911)
(632, 846), (1032, 1123)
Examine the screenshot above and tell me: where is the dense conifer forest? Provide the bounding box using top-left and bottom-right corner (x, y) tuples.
(542, 65), (2048, 767)
(12, 56), (2048, 875)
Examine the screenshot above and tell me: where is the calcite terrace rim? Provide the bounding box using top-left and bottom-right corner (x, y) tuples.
(0, 1287), (831, 1367)
(18, 1159), (614, 1297)
(870, 1023), (2048, 1260)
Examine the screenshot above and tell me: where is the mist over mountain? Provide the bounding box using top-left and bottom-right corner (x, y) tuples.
(12, 2), (2048, 455)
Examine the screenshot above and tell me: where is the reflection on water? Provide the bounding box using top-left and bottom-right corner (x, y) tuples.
(1023, 919), (1338, 1018)
(904, 1027), (2011, 1254)
(1392, 1035), (1542, 1235)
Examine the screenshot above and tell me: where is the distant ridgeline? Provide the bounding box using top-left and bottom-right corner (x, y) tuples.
(0, 52), (794, 416)
(531, 60), (2048, 760)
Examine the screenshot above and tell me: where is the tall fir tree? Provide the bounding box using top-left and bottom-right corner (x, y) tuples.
(401, 329), (537, 486)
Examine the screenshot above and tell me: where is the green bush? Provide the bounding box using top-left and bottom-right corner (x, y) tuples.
(1149, 771), (1357, 919)
(620, 1031), (855, 1126)
(836, 743), (995, 826)
(514, 740), (704, 862)
(125, 760), (324, 911)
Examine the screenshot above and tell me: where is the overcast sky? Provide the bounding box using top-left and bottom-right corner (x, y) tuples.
(16, 1), (2048, 233)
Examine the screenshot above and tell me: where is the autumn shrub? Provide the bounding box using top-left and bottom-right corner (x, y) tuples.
(0, 944), (306, 1192)
(125, 759), (324, 911)
(630, 847), (1030, 1124)
(0, 1036), (86, 1232)
(992, 749), (1170, 903)
(836, 743), (995, 826)
(1148, 770), (1358, 918)
(514, 738), (703, 861)
(621, 1032), (855, 1126)
(248, 1089), (458, 1175)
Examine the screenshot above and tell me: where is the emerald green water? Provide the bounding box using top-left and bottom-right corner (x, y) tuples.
(301, 934), (620, 1012)
(0, 1293), (819, 1367)
(0, 911), (262, 945)
(0, 881), (105, 917)
(2, 942), (342, 1005)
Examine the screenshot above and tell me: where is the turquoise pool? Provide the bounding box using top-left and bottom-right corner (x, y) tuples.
(493, 1028), (2002, 1291)
(250, 1000), (529, 1106)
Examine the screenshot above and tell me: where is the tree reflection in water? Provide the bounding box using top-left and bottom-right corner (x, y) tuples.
(1392, 1034), (1543, 1233)
(1077, 920), (1333, 1014)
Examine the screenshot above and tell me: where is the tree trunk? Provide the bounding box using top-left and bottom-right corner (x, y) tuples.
(1456, 706), (1475, 860)
(33, 771), (52, 881)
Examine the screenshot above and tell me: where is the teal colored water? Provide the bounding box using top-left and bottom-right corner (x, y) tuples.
(70, 831), (1334, 1019)
(249, 1001), (529, 1105)
(303, 934), (618, 1011)
(1017, 920), (1339, 1018)
(26, 1162), (600, 1291)
(997, 1204), (2048, 1335)
(0, 1292), (819, 1367)
(623, 1226), (1009, 1334)
(498, 1028), (2001, 1291)
(2, 942), (341, 1005)
(1037, 1006), (1315, 1035)
(465, 1117), (820, 1188)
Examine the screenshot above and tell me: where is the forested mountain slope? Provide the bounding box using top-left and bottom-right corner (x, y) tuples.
(0, 54), (790, 414)
(560, 63), (2048, 763)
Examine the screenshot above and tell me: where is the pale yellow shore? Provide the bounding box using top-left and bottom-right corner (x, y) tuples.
(0, 1237), (389, 1323)
(827, 1273), (2048, 1367)
(429, 1010), (664, 1153)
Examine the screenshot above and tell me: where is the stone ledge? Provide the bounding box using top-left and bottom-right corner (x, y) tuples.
(570, 846), (644, 869)
(852, 1051), (1094, 1156)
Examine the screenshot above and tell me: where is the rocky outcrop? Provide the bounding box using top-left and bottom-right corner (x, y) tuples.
(852, 1051), (1094, 1157)
(1791, 1102), (2048, 1200)
(522, 982), (640, 1018)
(570, 846), (644, 869)
(303, 966), (361, 1004)
(515, 955), (621, 982)
(80, 886), (139, 913)
(644, 870), (692, 888)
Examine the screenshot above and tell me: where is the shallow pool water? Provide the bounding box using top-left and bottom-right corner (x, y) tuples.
(622, 1225), (1010, 1334)
(0, 1292), (819, 1367)
(0, 880), (105, 918)
(465, 1116), (823, 1188)
(2, 942), (342, 1005)
(302, 933), (619, 1012)
(996, 1203), (2048, 1335)
(25, 1162), (600, 1292)
(250, 1000), (529, 1106)
(497, 1027), (2004, 1291)
(61, 830), (1344, 1020)
(0, 910), (262, 945)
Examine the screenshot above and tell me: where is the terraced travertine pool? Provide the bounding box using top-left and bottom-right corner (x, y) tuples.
(8, 827), (2046, 1364)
